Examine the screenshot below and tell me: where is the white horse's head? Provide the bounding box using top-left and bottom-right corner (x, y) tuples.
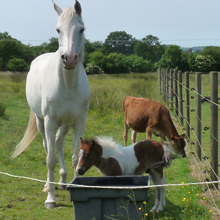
(53, 0), (85, 69)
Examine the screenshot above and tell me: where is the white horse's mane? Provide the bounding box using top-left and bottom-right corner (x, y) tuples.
(59, 7), (83, 25)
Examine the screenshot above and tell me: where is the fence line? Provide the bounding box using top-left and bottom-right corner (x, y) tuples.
(170, 93), (220, 184)
(165, 88), (220, 214)
(158, 68), (219, 190)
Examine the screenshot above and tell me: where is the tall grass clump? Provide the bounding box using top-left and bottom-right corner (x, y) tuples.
(89, 73), (161, 115)
(0, 103), (6, 118)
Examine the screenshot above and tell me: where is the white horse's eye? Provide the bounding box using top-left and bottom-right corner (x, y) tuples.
(56, 28), (60, 34)
(80, 28), (85, 33)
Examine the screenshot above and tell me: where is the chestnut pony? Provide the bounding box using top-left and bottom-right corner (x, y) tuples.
(76, 136), (172, 212)
(12, 1), (89, 209)
(123, 96), (186, 157)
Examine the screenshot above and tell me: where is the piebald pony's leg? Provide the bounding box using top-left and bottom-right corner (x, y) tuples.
(150, 169), (165, 212)
(55, 125), (69, 190)
(160, 177), (166, 208)
(44, 116), (58, 209)
(150, 171), (160, 212)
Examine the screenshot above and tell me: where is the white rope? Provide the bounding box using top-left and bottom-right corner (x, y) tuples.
(0, 171), (220, 190)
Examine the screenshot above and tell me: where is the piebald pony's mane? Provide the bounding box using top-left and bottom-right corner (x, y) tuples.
(96, 136), (122, 150)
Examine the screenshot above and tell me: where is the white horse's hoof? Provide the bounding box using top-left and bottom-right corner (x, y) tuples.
(45, 202), (56, 209)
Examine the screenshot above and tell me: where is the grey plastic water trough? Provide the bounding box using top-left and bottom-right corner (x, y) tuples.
(67, 175), (151, 220)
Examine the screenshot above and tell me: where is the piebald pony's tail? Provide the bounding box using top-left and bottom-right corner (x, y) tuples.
(161, 142), (173, 167)
(11, 110), (38, 158)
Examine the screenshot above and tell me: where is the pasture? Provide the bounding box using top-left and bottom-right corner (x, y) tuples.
(0, 72), (217, 219)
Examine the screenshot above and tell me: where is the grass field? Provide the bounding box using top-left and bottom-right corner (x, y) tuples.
(0, 72), (219, 219)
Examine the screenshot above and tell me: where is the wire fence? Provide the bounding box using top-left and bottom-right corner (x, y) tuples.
(158, 67), (220, 213)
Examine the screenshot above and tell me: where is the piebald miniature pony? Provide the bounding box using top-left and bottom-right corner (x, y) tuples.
(12, 1), (89, 209)
(76, 136), (172, 212)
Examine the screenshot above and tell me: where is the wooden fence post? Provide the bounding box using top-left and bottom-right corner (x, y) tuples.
(196, 72), (202, 160)
(163, 69), (166, 101)
(210, 71), (218, 189)
(167, 69), (170, 107)
(185, 71), (190, 139)
(158, 68), (161, 94)
(166, 69), (169, 105)
(174, 70), (178, 116)
(178, 71), (184, 125)
(170, 69), (174, 110)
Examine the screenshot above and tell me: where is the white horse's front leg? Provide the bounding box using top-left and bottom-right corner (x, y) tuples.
(56, 125), (69, 190)
(72, 118), (86, 173)
(44, 117), (58, 209)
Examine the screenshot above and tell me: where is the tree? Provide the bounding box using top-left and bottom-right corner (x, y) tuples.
(101, 53), (129, 74)
(199, 46), (220, 70)
(102, 31), (137, 55)
(45, 37), (58, 52)
(187, 53), (197, 71)
(134, 35), (165, 63)
(156, 45), (182, 69)
(88, 51), (104, 67)
(0, 32), (24, 70)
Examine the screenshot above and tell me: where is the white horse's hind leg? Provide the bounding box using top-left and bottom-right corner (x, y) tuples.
(36, 116), (49, 192)
(44, 117), (58, 209)
(55, 125), (69, 190)
(36, 116), (47, 152)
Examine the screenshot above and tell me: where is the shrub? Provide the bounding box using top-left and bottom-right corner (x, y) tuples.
(7, 58), (29, 72)
(194, 55), (216, 72)
(86, 63), (104, 75)
(101, 53), (129, 74)
(126, 55), (153, 73)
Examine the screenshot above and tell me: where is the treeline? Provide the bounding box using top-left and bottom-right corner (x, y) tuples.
(0, 31), (220, 73)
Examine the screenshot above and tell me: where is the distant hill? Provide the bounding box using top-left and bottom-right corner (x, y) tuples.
(181, 46), (205, 53)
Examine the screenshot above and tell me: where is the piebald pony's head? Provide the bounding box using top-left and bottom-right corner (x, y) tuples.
(53, 0), (85, 70)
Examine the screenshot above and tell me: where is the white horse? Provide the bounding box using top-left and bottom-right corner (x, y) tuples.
(12, 0), (90, 209)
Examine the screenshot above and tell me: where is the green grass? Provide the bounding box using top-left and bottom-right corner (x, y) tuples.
(0, 72), (216, 219)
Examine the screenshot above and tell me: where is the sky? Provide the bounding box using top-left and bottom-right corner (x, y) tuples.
(1, 0), (220, 48)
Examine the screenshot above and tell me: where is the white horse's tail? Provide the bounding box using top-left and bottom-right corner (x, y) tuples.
(12, 110), (38, 158)
(162, 142), (173, 167)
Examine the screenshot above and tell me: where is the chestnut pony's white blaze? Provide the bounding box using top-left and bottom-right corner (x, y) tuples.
(12, 1), (90, 209)
(123, 96), (186, 157)
(76, 136), (172, 212)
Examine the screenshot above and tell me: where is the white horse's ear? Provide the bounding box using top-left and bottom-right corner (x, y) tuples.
(74, 0), (82, 15)
(52, 0), (63, 16)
